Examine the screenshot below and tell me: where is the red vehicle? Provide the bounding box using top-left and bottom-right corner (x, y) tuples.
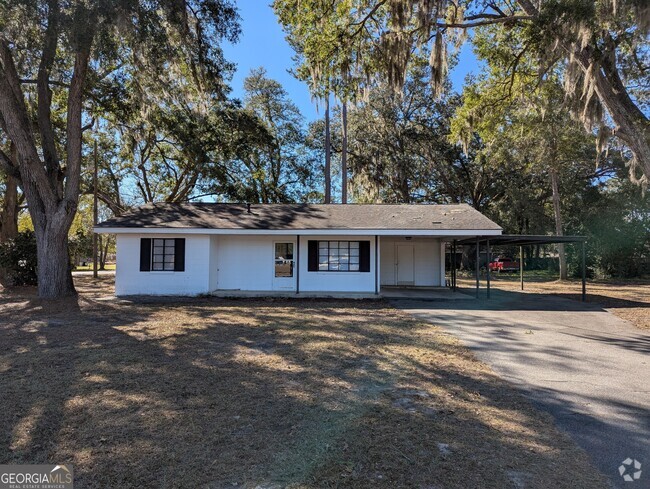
(489, 257), (520, 273)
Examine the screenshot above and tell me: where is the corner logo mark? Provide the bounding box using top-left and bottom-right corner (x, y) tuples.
(619, 458), (642, 482)
(0, 464), (74, 488)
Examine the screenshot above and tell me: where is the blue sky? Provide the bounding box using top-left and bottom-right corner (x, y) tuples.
(223, 2), (481, 122)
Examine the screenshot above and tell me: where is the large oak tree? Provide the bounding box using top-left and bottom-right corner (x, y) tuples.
(274, 0), (650, 187)
(0, 0), (239, 297)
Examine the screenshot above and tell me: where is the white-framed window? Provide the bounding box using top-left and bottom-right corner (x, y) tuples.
(318, 241), (360, 271)
(152, 238), (175, 271)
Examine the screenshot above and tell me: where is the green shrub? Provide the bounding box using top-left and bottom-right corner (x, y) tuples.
(567, 187), (650, 279)
(0, 231), (38, 286)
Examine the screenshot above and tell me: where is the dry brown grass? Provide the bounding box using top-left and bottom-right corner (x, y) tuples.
(0, 277), (607, 488)
(461, 274), (650, 330)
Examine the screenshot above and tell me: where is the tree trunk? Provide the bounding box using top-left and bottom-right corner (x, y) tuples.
(324, 96), (331, 204)
(34, 214), (75, 298)
(594, 69), (650, 184)
(0, 174), (20, 287)
(461, 246), (470, 270)
(341, 101), (348, 204)
(398, 169), (410, 203)
(99, 235), (110, 270)
(550, 168), (567, 280)
(0, 174), (19, 242)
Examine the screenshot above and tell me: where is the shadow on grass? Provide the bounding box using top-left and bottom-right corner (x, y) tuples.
(453, 287), (608, 312)
(458, 274), (650, 310)
(549, 293), (650, 309)
(0, 277), (608, 488)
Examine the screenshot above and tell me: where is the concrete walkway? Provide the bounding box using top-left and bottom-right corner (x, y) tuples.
(392, 289), (650, 488)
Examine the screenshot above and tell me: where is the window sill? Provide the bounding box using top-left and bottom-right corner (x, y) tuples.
(310, 271), (368, 274)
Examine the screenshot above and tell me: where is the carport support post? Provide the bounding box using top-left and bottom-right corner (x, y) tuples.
(486, 239), (491, 299)
(452, 240), (457, 291)
(296, 235), (300, 295)
(375, 235), (379, 295)
(520, 246), (524, 291)
(475, 237), (480, 298)
(454, 241), (458, 291)
(450, 241), (454, 290)
(581, 241), (586, 302)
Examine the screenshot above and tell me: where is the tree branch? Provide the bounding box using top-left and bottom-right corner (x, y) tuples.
(81, 118), (95, 132)
(0, 40), (57, 215)
(63, 46), (92, 207)
(464, 13), (506, 21)
(0, 147), (20, 178)
(19, 78), (70, 88)
(37, 0), (62, 184)
(349, 1), (387, 37)
(437, 15), (533, 29)
(93, 189), (127, 216)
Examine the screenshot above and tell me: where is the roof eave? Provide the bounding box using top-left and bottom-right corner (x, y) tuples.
(94, 227), (502, 236)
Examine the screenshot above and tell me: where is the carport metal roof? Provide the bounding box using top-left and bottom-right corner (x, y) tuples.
(450, 234), (588, 302)
(456, 234), (586, 246)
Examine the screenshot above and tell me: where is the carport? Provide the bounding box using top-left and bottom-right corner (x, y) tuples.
(450, 235), (588, 301)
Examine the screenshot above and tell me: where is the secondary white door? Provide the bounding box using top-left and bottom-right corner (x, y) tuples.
(396, 244), (415, 285)
(272, 241), (296, 291)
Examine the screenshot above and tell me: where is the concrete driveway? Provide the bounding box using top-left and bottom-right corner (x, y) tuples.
(392, 289), (650, 488)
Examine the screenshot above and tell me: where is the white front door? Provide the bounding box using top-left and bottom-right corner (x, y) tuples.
(396, 244), (415, 285)
(272, 241), (296, 291)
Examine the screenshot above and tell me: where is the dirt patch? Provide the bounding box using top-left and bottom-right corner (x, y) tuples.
(460, 275), (649, 330)
(0, 276), (607, 488)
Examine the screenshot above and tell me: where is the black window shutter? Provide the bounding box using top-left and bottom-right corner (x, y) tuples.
(140, 238), (151, 272)
(307, 240), (318, 271)
(359, 241), (371, 272)
(174, 238), (185, 272)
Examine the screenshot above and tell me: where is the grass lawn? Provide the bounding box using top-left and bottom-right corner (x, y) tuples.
(458, 272), (650, 330)
(0, 277), (607, 488)
(73, 263), (116, 271)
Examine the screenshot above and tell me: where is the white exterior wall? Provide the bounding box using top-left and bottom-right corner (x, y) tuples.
(114, 232), (445, 296)
(210, 234), (287, 291)
(115, 234), (211, 296)
(210, 234), (377, 293)
(209, 235), (219, 291)
(380, 241), (396, 285)
(439, 241), (447, 286)
(298, 235), (377, 293)
(380, 237), (445, 287)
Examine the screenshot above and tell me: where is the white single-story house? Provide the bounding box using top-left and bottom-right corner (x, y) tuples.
(95, 203), (502, 297)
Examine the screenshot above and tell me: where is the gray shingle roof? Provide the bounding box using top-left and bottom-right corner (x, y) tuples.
(96, 203), (502, 231)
